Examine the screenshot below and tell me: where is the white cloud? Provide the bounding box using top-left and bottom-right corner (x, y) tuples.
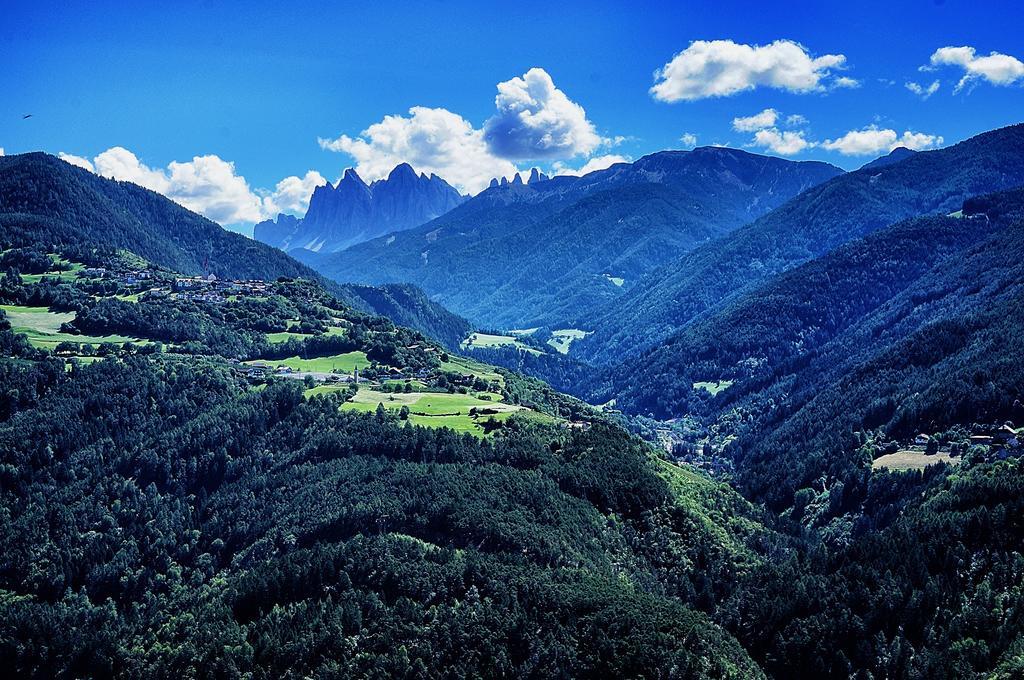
(651, 39), (848, 102)
(93, 148), (266, 224)
(929, 45), (1024, 91)
(786, 114), (809, 126)
(833, 76), (860, 89)
(482, 67), (603, 160)
(732, 108), (779, 132)
(66, 146), (318, 226)
(679, 133), (698, 149)
(750, 128), (813, 155)
(821, 126), (943, 155)
(552, 154), (629, 177)
(58, 152), (95, 171)
(905, 80), (940, 99)
(259, 170), (327, 217)
(319, 106), (518, 195)
(0, 147), (5, 156)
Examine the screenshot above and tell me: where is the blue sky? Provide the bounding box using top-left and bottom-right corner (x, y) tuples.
(2, 0), (1022, 230)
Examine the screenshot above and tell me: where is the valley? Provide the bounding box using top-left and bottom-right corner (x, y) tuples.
(3, 126), (1024, 678)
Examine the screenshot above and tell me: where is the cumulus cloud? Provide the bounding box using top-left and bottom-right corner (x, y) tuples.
(821, 126), (944, 155)
(732, 108), (779, 132)
(91, 148), (265, 224)
(906, 80), (940, 99)
(482, 67), (603, 160)
(259, 171), (327, 217)
(929, 45), (1024, 92)
(552, 154), (629, 177)
(60, 147), (322, 226)
(58, 152), (95, 171)
(734, 109), (812, 155)
(650, 39), (848, 102)
(319, 106), (518, 195)
(751, 128), (813, 155)
(679, 133), (698, 149)
(833, 76), (860, 89)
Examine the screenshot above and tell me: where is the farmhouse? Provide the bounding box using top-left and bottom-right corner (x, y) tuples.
(914, 433), (931, 446)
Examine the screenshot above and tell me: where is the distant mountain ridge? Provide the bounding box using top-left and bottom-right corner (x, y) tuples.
(255, 163), (464, 253)
(575, 123), (1024, 365)
(859, 146), (916, 170)
(0, 152), (471, 346)
(302, 147), (843, 328)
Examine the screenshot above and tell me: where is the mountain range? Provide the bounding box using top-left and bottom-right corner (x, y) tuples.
(0, 153), (469, 348)
(254, 163), (464, 253)
(301, 147), (843, 328)
(574, 123), (1024, 365)
(4, 124), (1024, 677)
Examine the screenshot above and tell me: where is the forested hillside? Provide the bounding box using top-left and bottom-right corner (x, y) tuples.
(3, 145), (1024, 678)
(0, 153), (316, 281)
(0, 153), (471, 349)
(590, 186), (1024, 515)
(336, 282), (472, 350)
(0, 250), (774, 676)
(305, 148), (841, 328)
(577, 123), (1024, 365)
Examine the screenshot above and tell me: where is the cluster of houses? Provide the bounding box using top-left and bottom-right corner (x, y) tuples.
(170, 275), (273, 303)
(914, 423), (1022, 457)
(82, 267), (153, 285)
(82, 266), (277, 305)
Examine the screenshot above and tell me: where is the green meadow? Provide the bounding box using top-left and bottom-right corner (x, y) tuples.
(1, 304), (144, 349)
(245, 350), (370, 373)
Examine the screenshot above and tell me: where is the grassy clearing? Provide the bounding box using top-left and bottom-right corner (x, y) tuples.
(20, 258), (84, 284)
(693, 380), (734, 396)
(461, 331), (543, 355)
(1, 304), (143, 349)
(547, 328), (591, 354)
(245, 350), (370, 373)
(339, 388), (533, 436)
(440, 354), (504, 385)
(462, 332), (517, 348)
(872, 449), (961, 472)
(266, 325), (346, 344)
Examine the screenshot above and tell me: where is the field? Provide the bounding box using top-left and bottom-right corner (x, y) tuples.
(334, 387), (548, 435)
(244, 350), (370, 373)
(693, 380), (734, 396)
(17, 255), (84, 284)
(266, 325), (346, 344)
(461, 331), (543, 355)
(872, 449), (961, 472)
(1, 304), (144, 349)
(547, 328), (591, 354)
(439, 354), (504, 384)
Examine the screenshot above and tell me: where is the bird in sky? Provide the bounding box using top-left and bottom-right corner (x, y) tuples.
(22, 114), (33, 119)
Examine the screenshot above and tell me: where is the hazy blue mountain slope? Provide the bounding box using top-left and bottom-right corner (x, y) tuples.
(576, 123), (1024, 365)
(305, 148), (842, 327)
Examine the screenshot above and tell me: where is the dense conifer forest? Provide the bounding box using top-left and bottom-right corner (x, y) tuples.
(3, 142), (1024, 677)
